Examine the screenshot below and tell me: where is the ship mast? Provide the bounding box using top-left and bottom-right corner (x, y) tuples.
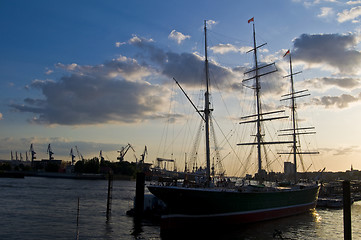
(289, 54), (298, 182)
(280, 50), (319, 183)
(238, 18), (292, 179)
(252, 21), (262, 175)
(204, 20), (211, 185)
(172, 21), (212, 185)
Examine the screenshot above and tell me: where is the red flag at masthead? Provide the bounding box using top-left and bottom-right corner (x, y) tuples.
(283, 49), (290, 57)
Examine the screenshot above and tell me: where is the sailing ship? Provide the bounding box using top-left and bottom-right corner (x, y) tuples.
(148, 19), (320, 230)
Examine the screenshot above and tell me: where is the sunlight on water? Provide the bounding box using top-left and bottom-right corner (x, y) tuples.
(311, 209), (322, 223)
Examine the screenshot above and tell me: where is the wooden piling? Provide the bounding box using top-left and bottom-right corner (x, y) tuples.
(343, 180), (352, 240)
(106, 172), (113, 220)
(135, 172), (145, 217)
(76, 197), (80, 240)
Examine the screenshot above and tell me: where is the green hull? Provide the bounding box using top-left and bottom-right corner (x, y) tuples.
(148, 184), (320, 219)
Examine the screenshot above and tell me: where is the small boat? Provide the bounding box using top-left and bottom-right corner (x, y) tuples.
(148, 18), (320, 231)
(317, 197), (354, 208)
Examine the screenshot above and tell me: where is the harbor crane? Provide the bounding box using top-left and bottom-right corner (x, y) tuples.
(47, 144), (54, 161)
(70, 148), (76, 165)
(30, 143), (36, 167)
(139, 146), (147, 164)
(99, 150), (105, 163)
(117, 143), (135, 162)
(75, 146), (84, 161)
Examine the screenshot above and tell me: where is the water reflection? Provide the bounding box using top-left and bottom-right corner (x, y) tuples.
(102, 219), (113, 239)
(131, 216), (143, 237)
(160, 211), (321, 240)
(311, 209), (322, 223)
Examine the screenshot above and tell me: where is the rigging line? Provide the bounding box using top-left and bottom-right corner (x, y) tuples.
(239, 138), (257, 177)
(176, 77), (206, 167)
(266, 118), (291, 172)
(207, 29), (250, 45)
(212, 115), (245, 168)
(218, 129), (238, 153)
(210, 117), (225, 175)
(208, 65), (240, 128)
(290, 88), (317, 172)
(262, 144), (270, 172)
(205, 55), (247, 170)
(208, 80), (242, 151)
(179, 93), (200, 169)
(189, 118), (204, 171)
(269, 148), (284, 170)
(297, 128), (308, 173)
(156, 80), (176, 158)
(238, 86), (253, 140)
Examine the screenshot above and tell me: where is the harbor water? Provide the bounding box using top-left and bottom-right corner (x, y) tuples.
(1, 177), (361, 239)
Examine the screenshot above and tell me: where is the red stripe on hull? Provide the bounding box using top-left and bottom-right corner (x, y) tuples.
(161, 201), (316, 231)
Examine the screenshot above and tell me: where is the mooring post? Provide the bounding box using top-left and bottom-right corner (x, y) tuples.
(76, 197), (80, 240)
(343, 180), (352, 240)
(135, 172), (145, 217)
(106, 172), (113, 220)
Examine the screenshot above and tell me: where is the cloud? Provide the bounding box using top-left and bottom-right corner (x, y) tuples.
(242, 62), (289, 97)
(128, 35), (243, 91)
(347, 0), (361, 4)
(168, 30), (190, 44)
(12, 76), (170, 125)
(12, 35), (241, 126)
(129, 35), (154, 45)
(320, 145), (361, 156)
(115, 41), (126, 47)
(310, 92), (361, 108)
(210, 44), (251, 54)
(332, 146), (360, 156)
(301, 0), (338, 8)
(304, 77), (361, 90)
(318, 7), (334, 18)
(337, 6), (361, 23)
(206, 19), (218, 29)
(57, 55), (152, 82)
(57, 63), (78, 71)
(13, 34), (289, 126)
(128, 36), (284, 96)
(45, 69), (53, 75)
(292, 33), (361, 74)
(11, 55), (171, 125)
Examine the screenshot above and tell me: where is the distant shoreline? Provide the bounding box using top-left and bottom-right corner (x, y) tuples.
(0, 170), (135, 181)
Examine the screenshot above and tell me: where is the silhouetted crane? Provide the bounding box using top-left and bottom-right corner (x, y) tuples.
(30, 143), (36, 167)
(139, 146), (147, 164)
(47, 144), (54, 161)
(75, 146), (84, 161)
(70, 148), (76, 165)
(117, 143), (135, 162)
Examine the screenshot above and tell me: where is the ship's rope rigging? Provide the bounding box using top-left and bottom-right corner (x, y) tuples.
(156, 27), (322, 177)
(155, 28), (246, 176)
(276, 62), (322, 175)
(156, 71), (246, 176)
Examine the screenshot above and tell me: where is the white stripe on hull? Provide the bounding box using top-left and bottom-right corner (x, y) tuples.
(162, 201), (315, 219)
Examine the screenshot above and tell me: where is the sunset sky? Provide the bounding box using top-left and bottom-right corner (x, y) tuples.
(1, 0), (361, 175)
